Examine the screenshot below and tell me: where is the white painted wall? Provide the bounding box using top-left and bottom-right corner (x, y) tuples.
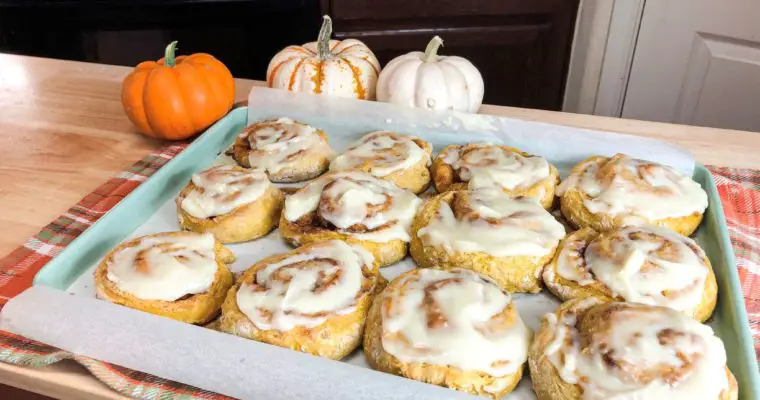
(562, 0), (613, 114)
(563, 0), (644, 117)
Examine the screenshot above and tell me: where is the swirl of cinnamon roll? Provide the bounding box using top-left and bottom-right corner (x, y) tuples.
(411, 189), (566, 292)
(176, 165), (284, 243)
(363, 268), (532, 398)
(280, 171), (422, 267)
(94, 232), (235, 324)
(529, 299), (738, 400)
(232, 118), (335, 182)
(219, 240), (379, 360)
(329, 131), (433, 194)
(432, 143), (559, 209)
(543, 225), (717, 321)
(558, 154), (708, 235)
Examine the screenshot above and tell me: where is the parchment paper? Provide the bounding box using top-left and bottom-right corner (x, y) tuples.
(0, 87), (697, 400)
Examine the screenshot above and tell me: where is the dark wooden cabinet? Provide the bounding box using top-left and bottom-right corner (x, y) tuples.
(0, 0), (320, 81)
(323, 0), (580, 110)
(0, 0), (578, 110)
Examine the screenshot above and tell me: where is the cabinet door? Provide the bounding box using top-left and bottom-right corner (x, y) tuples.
(623, 0), (760, 131)
(324, 0), (579, 110)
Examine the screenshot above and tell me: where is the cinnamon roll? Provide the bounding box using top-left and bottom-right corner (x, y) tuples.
(364, 268), (532, 399)
(410, 189), (566, 292)
(329, 131), (433, 194)
(529, 299), (738, 400)
(219, 240), (379, 360)
(176, 165), (284, 243)
(279, 171), (422, 267)
(543, 226), (717, 321)
(94, 232), (235, 324)
(232, 118), (334, 182)
(432, 143), (559, 209)
(558, 154), (708, 235)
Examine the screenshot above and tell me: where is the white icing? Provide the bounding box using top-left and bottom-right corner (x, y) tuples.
(106, 233), (218, 301)
(284, 172), (422, 243)
(180, 165), (271, 219)
(417, 189), (566, 257)
(590, 226), (707, 313)
(381, 268), (531, 377)
(243, 118), (334, 174)
(235, 241), (375, 331)
(330, 131), (430, 177)
(554, 235), (596, 286)
(440, 144), (550, 191)
(545, 302), (730, 400)
(558, 154), (708, 220)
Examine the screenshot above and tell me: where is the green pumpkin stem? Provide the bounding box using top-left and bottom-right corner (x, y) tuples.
(317, 15), (333, 59)
(423, 36), (444, 62)
(165, 41), (179, 67)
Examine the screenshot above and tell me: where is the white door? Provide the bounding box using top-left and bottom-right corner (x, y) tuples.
(622, 0), (760, 132)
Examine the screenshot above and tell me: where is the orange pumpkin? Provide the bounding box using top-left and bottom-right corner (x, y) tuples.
(121, 41), (235, 140)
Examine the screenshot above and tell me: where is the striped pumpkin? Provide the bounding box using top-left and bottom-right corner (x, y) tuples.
(266, 15), (381, 100)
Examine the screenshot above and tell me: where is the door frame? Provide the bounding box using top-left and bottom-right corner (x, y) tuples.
(562, 0), (647, 116)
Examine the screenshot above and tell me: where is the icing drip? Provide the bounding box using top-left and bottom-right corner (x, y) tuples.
(236, 241), (375, 331)
(558, 154), (708, 220)
(284, 172), (422, 243)
(106, 233), (218, 301)
(595, 226), (706, 313)
(418, 189), (566, 257)
(544, 302), (730, 400)
(440, 144), (550, 191)
(242, 118), (334, 174)
(554, 235), (596, 286)
(330, 131), (430, 177)
(381, 268), (532, 377)
(180, 165), (271, 219)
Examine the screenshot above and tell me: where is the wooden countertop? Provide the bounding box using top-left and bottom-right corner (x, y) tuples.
(0, 54), (757, 399)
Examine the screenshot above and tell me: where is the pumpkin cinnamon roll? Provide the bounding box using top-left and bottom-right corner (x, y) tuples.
(219, 240), (379, 360)
(558, 154), (708, 235)
(529, 299), (738, 400)
(432, 143), (559, 209)
(364, 268), (532, 399)
(410, 189), (566, 292)
(232, 118), (334, 182)
(176, 165), (284, 243)
(543, 225), (717, 321)
(280, 171), (422, 267)
(94, 232), (235, 324)
(329, 131), (432, 194)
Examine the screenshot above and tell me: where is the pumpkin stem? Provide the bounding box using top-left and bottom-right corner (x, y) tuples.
(165, 41), (179, 67)
(423, 36), (444, 62)
(317, 15), (333, 59)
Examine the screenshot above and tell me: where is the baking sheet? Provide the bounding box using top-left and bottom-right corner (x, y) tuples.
(3, 87), (756, 399)
(60, 101), (564, 398)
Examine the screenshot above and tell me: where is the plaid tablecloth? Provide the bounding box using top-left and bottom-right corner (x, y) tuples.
(0, 144), (758, 399)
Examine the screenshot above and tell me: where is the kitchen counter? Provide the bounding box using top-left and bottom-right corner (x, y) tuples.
(0, 53), (758, 399)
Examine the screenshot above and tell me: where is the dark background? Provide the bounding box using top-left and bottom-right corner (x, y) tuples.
(0, 0), (579, 110)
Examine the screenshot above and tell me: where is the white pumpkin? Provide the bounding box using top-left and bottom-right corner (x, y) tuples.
(377, 36), (484, 113)
(267, 15), (381, 100)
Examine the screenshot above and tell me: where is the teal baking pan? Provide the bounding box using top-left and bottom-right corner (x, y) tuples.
(33, 106), (760, 398)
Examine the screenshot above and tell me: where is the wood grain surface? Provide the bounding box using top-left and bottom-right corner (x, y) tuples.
(0, 53), (757, 399)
